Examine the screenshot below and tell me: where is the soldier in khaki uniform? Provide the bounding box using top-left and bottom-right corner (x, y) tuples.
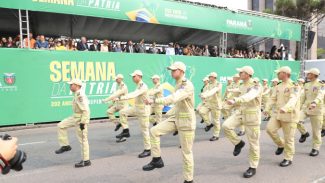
(142, 62), (195, 183)
(322, 81), (325, 137)
(262, 79), (270, 115)
(296, 68), (324, 156)
(230, 74), (246, 136)
(264, 66), (300, 167)
(199, 72), (222, 141)
(197, 77), (209, 124)
(269, 78), (279, 97)
(55, 79), (91, 168)
(114, 70), (151, 158)
(265, 78), (280, 120)
(102, 74), (128, 131)
(296, 78), (308, 138)
(222, 66), (262, 178)
(221, 77), (234, 119)
(148, 75), (164, 126)
(321, 82), (325, 137)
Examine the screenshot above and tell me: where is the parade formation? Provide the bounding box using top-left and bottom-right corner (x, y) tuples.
(53, 61), (325, 183)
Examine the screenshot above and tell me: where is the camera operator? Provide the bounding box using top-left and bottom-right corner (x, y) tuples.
(0, 137), (18, 172)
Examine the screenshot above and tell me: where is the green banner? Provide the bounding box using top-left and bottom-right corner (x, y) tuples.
(0, 49), (300, 126)
(0, 0), (301, 41)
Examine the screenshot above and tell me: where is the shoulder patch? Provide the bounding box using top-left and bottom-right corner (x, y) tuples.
(312, 86), (319, 92)
(78, 96), (83, 102)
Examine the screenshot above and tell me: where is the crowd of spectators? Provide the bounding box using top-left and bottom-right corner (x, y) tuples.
(0, 33), (292, 60)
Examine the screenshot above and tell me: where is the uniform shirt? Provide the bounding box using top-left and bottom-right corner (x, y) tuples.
(149, 83), (163, 100)
(223, 83), (234, 101)
(156, 77), (195, 131)
(120, 80), (149, 108)
(265, 79), (300, 123)
(227, 81), (241, 99)
(262, 85), (271, 97)
(301, 79), (325, 115)
(201, 80), (222, 109)
(233, 78), (262, 114)
(200, 84), (209, 104)
(103, 82), (128, 108)
(231, 78), (262, 125)
(73, 90), (90, 124)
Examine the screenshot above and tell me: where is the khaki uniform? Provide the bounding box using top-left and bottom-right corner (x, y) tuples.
(297, 80), (324, 150)
(199, 81), (222, 137)
(267, 85), (278, 116)
(221, 82), (235, 119)
(58, 90), (90, 161)
(196, 84), (209, 112)
(262, 84), (270, 110)
(222, 81), (244, 132)
(148, 83), (164, 124)
(150, 77), (195, 181)
(222, 78), (262, 168)
(296, 84), (306, 134)
(265, 79), (300, 161)
(323, 96), (325, 130)
(119, 80), (151, 150)
(103, 82), (128, 123)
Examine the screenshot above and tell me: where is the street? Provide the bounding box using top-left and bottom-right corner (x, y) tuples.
(0, 117), (325, 183)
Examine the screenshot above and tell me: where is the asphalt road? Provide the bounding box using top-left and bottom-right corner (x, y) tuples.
(0, 117), (325, 183)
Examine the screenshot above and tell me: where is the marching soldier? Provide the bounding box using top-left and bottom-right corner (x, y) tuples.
(114, 70), (151, 158)
(270, 78), (279, 97)
(297, 78), (306, 107)
(221, 77), (234, 119)
(222, 66), (262, 178)
(296, 78), (308, 138)
(264, 78), (280, 121)
(296, 78), (310, 141)
(296, 68), (324, 156)
(142, 62), (196, 183)
(322, 80), (325, 137)
(102, 74), (128, 131)
(199, 72), (222, 141)
(262, 79), (270, 113)
(148, 75), (164, 126)
(55, 79), (91, 168)
(264, 66), (300, 167)
(197, 77), (209, 124)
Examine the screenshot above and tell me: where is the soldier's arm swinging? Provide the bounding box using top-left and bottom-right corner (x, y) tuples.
(233, 85), (261, 104)
(201, 83), (222, 98)
(156, 84), (194, 106)
(120, 85), (147, 100)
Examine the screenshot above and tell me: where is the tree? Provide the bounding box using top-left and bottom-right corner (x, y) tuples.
(317, 48), (325, 59)
(274, 0), (325, 24)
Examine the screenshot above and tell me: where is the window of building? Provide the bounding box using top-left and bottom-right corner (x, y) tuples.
(252, 0), (259, 11)
(265, 0), (274, 11)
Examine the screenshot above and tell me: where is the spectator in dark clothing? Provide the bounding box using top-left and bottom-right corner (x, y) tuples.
(135, 39), (146, 53)
(77, 37), (89, 51)
(124, 40), (134, 53)
(175, 43), (183, 55)
(89, 39), (101, 51)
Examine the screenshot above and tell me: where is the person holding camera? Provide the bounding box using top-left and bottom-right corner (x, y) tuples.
(55, 79), (91, 168)
(0, 135), (26, 174)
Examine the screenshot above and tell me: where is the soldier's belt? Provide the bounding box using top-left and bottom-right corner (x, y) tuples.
(178, 112), (191, 118)
(73, 113), (82, 117)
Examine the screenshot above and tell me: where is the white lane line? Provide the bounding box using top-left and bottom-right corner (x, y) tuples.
(313, 176), (325, 183)
(19, 141), (46, 146)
